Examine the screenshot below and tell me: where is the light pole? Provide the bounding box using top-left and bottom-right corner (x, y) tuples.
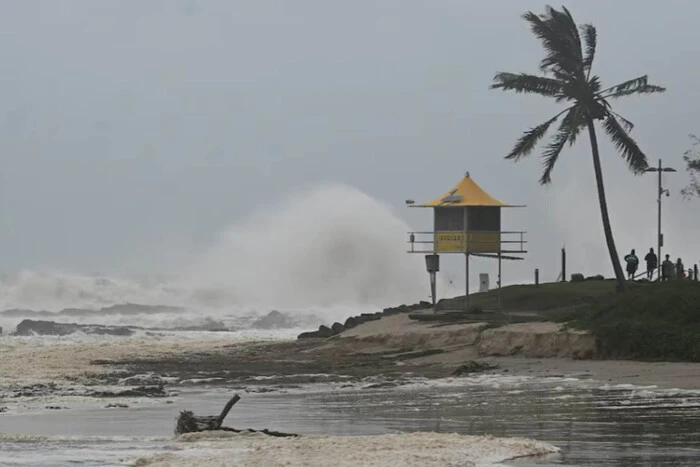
(644, 159), (676, 280)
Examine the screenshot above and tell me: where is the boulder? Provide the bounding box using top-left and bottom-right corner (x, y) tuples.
(251, 310), (295, 329)
(382, 307), (400, 316)
(172, 317), (228, 332)
(297, 330), (321, 339)
(360, 313), (381, 322)
(331, 322), (345, 334)
(317, 325), (334, 338)
(585, 274), (605, 281)
(570, 273), (585, 282)
(344, 316), (359, 329)
(14, 319), (135, 337)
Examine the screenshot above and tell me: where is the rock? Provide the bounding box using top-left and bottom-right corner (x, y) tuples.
(251, 310), (295, 329)
(360, 313), (381, 322)
(14, 319), (135, 337)
(0, 406), (7, 413)
(45, 405), (66, 410)
(344, 316), (359, 329)
(452, 361), (499, 376)
(585, 274), (605, 281)
(297, 330), (322, 339)
(570, 273), (585, 282)
(317, 325), (334, 338)
(382, 304), (415, 315)
(106, 403), (129, 408)
(331, 322), (345, 334)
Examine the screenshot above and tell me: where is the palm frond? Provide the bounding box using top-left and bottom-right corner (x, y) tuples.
(610, 110), (634, 132)
(506, 114), (560, 161)
(539, 118), (574, 185)
(580, 24), (596, 75)
(587, 75), (602, 94)
(600, 75), (666, 98)
(557, 6), (583, 59)
(605, 75), (648, 94)
(561, 106), (586, 146)
(603, 114), (649, 173)
(606, 84), (666, 98)
(490, 72), (564, 97)
(522, 9), (582, 78)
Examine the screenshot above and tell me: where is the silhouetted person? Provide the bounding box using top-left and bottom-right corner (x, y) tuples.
(624, 249), (639, 280)
(644, 248), (658, 280)
(676, 258), (685, 280)
(661, 255), (673, 281)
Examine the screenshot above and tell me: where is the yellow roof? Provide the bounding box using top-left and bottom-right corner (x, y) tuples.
(418, 174), (516, 207)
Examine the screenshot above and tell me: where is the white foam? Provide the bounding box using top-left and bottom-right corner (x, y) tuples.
(134, 431), (559, 467)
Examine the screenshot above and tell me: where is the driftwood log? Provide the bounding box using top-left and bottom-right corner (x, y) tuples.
(175, 393), (297, 437)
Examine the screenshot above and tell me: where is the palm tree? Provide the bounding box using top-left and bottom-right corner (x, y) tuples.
(491, 5), (665, 292)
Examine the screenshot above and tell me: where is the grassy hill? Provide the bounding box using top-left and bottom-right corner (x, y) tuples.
(567, 281), (700, 361)
(431, 280), (700, 361)
(435, 279), (619, 314)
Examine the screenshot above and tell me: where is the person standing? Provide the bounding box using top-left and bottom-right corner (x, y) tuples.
(661, 255), (674, 281)
(624, 249), (639, 280)
(644, 248), (658, 280)
(675, 258), (685, 280)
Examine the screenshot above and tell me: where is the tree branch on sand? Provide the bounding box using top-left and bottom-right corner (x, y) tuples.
(175, 393), (298, 437)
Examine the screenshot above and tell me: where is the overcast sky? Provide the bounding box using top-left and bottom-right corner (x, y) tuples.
(1, 0), (698, 286)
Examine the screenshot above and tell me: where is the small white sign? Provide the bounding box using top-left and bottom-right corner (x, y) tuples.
(479, 273), (489, 292)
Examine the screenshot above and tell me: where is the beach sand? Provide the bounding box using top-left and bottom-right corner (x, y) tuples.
(3, 314), (699, 392)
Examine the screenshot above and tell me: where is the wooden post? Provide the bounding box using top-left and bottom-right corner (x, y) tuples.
(695, 264), (699, 281)
(497, 252), (502, 311)
(535, 268), (539, 287)
(561, 248), (567, 282)
(465, 252), (470, 311)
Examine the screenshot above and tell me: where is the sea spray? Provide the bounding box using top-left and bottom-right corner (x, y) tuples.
(0, 184), (457, 332)
(184, 183), (439, 308)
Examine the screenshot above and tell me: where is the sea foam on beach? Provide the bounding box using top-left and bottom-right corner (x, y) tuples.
(134, 431), (560, 467)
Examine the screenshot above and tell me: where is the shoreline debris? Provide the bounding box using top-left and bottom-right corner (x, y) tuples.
(175, 393), (298, 438)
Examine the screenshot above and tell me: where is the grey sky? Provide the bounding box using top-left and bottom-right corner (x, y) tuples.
(1, 0), (698, 286)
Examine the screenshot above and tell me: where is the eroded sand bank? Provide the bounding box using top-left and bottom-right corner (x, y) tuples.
(2, 314), (699, 391)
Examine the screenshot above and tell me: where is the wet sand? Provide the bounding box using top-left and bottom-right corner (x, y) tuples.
(2, 314), (699, 402)
(100, 314), (700, 391)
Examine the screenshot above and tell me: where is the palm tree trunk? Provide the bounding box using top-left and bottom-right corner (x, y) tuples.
(587, 119), (627, 292)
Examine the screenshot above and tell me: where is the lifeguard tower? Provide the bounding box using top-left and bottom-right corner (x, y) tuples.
(406, 172), (527, 310)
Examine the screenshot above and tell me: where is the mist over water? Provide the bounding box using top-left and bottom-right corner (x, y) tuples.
(0, 184), (446, 329)
(184, 183), (434, 308)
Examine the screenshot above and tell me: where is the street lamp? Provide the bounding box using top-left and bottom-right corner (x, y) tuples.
(644, 159), (676, 280)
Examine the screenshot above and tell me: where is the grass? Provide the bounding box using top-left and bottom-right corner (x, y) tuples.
(431, 280), (700, 362)
(435, 279), (619, 312)
(566, 281), (700, 362)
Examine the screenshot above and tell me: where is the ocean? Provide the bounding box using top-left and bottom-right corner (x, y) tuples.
(1, 185), (698, 466)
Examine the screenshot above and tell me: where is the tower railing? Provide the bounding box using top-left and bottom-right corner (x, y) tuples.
(406, 230), (527, 255)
